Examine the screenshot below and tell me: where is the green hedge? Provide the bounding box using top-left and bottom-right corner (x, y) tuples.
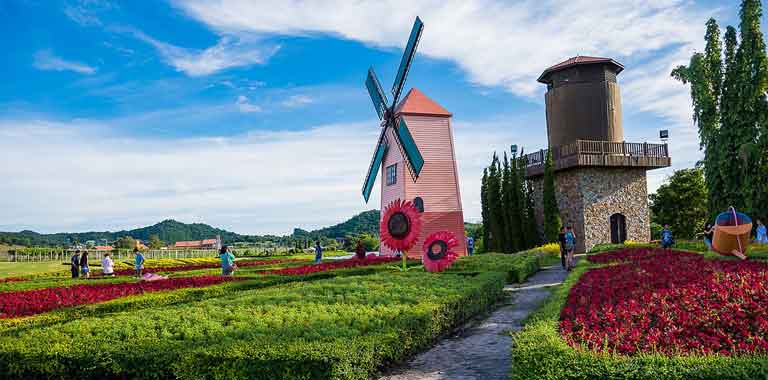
(445, 249), (554, 283)
(0, 271), (505, 380)
(510, 261), (768, 380)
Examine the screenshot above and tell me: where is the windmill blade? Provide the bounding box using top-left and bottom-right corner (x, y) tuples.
(365, 67), (389, 120)
(390, 16), (424, 108)
(362, 130), (389, 203)
(392, 116), (424, 180)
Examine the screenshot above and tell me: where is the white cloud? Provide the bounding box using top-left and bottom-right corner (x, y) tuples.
(0, 116), (534, 234)
(171, 0), (716, 192)
(235, 95), (261, 113)
(33, 50), (96, 74)
(129, 29), (279, 76)
(281, 94), (314, 108)
(63, 0), (114, 27)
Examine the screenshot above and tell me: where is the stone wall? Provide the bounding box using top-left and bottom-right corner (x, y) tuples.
(529, 167), (651, 252)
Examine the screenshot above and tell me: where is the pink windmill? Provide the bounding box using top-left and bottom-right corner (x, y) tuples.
(362, 17), (467, 258)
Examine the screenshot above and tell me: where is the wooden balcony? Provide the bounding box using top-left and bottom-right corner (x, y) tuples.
(522, 140), (671, 178)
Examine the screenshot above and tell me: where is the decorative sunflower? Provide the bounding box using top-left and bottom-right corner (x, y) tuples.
(380, 199), (423, 253)
(422, 231), (459, 272)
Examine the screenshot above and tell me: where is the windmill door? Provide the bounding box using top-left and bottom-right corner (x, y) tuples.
(610, 213), (626, 244)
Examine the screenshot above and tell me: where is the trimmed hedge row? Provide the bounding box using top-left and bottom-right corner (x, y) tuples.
(446, 247), (558, 283)
(510, 261), (768, 380)
(0, 271), (506, 380)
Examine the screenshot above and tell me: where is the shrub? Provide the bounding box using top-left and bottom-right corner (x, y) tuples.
(0, 271), (506, 380)
(445, 247), (554, 283)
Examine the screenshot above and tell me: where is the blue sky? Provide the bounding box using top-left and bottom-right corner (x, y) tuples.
(0, 0), (757, 235)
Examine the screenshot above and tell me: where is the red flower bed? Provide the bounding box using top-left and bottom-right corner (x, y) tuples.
(0, 276), (236, 318)
(587, 247), (698, 264)
(107, 258), (305, 277)
(561, 249), (768, 355)
(264, 256), (400, 276)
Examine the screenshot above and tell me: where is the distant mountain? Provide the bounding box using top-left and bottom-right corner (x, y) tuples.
(292, 210), (380, 239)
(0, 211), (382, 247)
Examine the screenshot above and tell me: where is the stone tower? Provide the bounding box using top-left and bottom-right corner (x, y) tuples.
(525, 56), (671, 252)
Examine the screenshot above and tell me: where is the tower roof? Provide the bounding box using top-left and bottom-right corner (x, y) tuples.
(395, 88), (452, 117)
(538, 56), (624, 83)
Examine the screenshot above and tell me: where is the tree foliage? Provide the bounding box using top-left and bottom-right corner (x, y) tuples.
(672, 1), (768, 220)
(649, 168), (709, 240)
(542, 150), (561, 243)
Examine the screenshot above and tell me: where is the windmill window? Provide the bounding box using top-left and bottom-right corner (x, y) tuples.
(386, 164), (397, 186)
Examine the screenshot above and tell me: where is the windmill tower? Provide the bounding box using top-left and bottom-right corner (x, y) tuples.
(362, 17), (466, 258)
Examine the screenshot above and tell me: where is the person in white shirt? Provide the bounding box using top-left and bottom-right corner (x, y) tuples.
(101, 253), (115, 277)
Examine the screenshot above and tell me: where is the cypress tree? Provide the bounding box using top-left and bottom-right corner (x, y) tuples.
(524, 180), (541, 248)
(485, 154), (504, 252)
(480, 168), (490, 252)
(542, 150), (561, 242)
(508, 149), (524, 252)
(501, 152), (514, 253)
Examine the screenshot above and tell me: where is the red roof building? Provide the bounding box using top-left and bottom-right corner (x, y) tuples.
(174, 239), (218, 249)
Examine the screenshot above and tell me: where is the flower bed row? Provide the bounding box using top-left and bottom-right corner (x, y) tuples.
(0, 275), (237, 319)
(563, 249), (768, 355)
(587, 247), (699, 264)
(262, 255), (400, 276)
(106, 258), (306, 277)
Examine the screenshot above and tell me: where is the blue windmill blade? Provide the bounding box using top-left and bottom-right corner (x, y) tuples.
(365, 67), (389, 120)
(390, 16), (424, 108)
(362, 132), (389, 203)
(393, 116), (424, 179)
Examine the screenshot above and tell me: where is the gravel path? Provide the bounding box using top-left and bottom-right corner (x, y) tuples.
(378, 263), (570, 380)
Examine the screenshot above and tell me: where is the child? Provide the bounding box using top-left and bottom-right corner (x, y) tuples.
(70, 250), (80, 279)
(564, 226), (576, 271)
(220, 245), (236, 276)
(101, 253), (114, 277)
(756, 220), (767, 244)
(134, 248), (145, 278)
(661, 224), (674, 250)
(80, 250), (90, 279)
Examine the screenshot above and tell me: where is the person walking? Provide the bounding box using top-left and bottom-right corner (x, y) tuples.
(101, 253), (114, 277)
(661, 224), (674, 251)
(80, 250), (90, 279)
(558, 227), (567, 269)
(134, 248), (145, 278)
(70, 250), (80, 279)
(355, 240), (366, 260)
(466, 236), (475, 256)
(756, 220), (767, 244)
(220, 245), (236, 276)
(564, 226), (576, 271)
(314, 241), (323, 265)
(702, 223), (715, 251)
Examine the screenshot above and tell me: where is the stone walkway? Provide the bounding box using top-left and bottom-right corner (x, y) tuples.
(379, 264), (569, 380)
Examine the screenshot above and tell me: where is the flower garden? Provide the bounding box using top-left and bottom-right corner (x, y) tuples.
(512, 246), (768, 379)
(0, 249), (552, 379)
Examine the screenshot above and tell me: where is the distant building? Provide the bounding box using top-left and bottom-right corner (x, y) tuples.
(94, 246), (114, 251)
(174, 239), (218, 249)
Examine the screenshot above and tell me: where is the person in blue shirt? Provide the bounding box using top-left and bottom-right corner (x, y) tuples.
(134, 248), (145, 278)
(466, 236), (475, 256)
(756, 220), (767, 244)
(314, 241), (323, 265)
(661, 224), (674, 250)
(564, 226), (576, 271)
(220, 245), (236, 276)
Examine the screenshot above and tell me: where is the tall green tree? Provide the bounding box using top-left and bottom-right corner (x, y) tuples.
(507, 149), (524, 252)
(148, 234), (165, 249)
(673, 2), (768, 219)
(542, 150), (561, 242)
(484, 154), (504, 252)
(480, 168), (490, 252)
(649, 168), (709, 240)
(500, 153), (513, 252)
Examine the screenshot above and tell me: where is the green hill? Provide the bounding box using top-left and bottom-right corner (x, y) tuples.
(292, 210), (380, 239)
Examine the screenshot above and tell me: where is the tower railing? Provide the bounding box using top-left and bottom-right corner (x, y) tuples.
(521, 140), (670, 177)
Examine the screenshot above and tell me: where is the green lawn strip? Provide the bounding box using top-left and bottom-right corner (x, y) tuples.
(0, 262), (418, 332)
(0, 261), (71, 279)
(445, 249), (557, 283)
(0, 271), (505, 380)
(510, 260), (768, 380)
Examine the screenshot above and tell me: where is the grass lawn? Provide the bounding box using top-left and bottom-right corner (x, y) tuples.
(0, 261), (68, 278)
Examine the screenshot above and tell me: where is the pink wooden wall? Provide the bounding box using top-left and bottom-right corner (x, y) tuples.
(379, 89), (466, 258)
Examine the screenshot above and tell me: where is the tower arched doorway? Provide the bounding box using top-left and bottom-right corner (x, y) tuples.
(610, 213), (627, 244)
